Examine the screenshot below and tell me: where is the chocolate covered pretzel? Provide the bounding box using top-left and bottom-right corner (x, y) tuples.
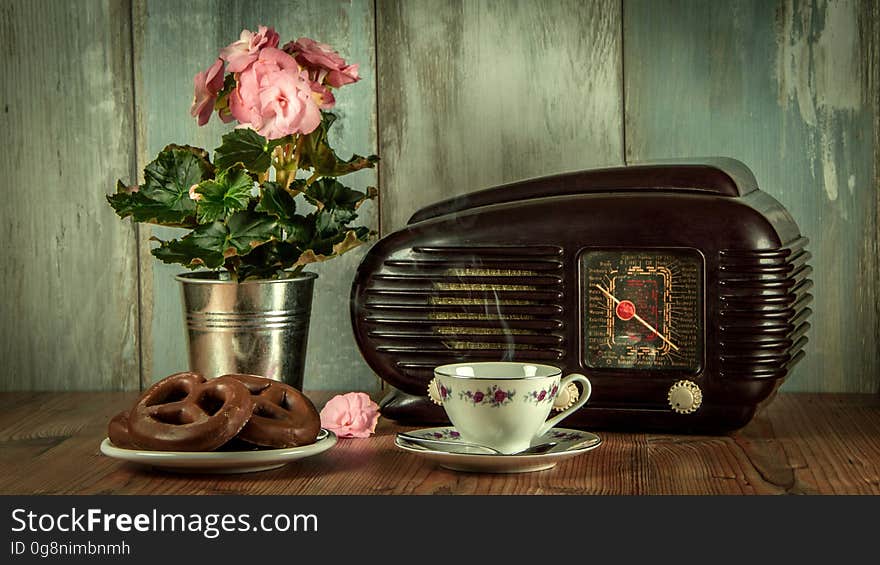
(107, 410), (138, 449)
(227, 374), (321, 448)
(127, 372), (254, 452)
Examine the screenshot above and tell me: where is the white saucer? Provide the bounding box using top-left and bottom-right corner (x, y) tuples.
(100, 429), (337, 474)
(395, 427), (601, 473)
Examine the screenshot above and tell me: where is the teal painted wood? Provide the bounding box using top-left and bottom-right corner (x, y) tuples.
(376, 0), (624, 233)
(624, 0), (879, 392)
(0, 0), (141, 391)
(134, 0), (379, 390)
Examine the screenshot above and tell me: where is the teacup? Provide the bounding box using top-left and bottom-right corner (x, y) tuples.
(433, 362), (592, 454)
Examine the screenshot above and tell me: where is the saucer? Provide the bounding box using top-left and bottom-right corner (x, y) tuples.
(394, 427), (601, 473)
(100, 429), (336, 474)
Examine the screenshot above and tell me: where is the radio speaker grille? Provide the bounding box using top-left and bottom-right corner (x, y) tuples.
(360, 245), (565, 389)
(717, 237), (812, 381)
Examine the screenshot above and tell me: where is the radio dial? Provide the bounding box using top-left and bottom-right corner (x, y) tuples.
(668, 380), (702, 414)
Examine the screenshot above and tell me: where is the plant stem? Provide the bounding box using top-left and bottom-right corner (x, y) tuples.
(291, 137), (301, 173)
(225, 256), (241, 282)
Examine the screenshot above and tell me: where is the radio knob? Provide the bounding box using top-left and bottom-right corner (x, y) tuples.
(668, 380), (702, 414)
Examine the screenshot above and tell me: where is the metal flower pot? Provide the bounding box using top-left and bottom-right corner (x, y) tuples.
(176, 271), (318, 389)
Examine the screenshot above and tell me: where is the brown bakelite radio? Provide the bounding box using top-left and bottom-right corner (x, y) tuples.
(350, 159), (812, 433)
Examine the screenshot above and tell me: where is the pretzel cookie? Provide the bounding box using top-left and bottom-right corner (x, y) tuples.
(127, 372), (254, 451)
(227, 374), (321, 448)
(107, 410), (138, 449)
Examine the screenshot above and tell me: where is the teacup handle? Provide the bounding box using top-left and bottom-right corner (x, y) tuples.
(538, 374), (592, 437)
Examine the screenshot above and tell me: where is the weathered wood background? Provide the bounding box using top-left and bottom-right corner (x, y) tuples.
(0, 0), (877, 393)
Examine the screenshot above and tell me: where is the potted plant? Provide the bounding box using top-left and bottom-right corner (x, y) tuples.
(108, 26), (377, 389)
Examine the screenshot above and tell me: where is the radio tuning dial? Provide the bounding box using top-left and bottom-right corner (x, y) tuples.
(668, 380), (702, 414)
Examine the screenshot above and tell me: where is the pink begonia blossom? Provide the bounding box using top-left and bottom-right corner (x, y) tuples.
(319, 392), (380, 438)
(228, 47), (321, 138)
(190, 58), (225, 126)
(284, 37), (360, 88)
(220, 25), (280, 73)
(188, 184), (201, 201)
(308, 81), (335, 110)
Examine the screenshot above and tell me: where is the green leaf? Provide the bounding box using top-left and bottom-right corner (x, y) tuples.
(314, 207), (358, 239)
(224, 210), (281, 255)
(141, 145), (213, 213)
(107, 180), (197, 227)
(151, 211), (280, 269)
(214, 128), (285, 172)
(299, 112), (378, 178)
(255, 181), (297, 219)
(305, 177), (366, 211)
(107, 191), (197, 227)
(285, 214), (314, 243)
(235, 241), (303, 280)
(151, 227), (226, 269)
(194, 165), (254, 223)
(256, 182), (314, 239)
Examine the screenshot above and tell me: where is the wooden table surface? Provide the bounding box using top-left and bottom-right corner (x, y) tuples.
(1, 391), (878, 495)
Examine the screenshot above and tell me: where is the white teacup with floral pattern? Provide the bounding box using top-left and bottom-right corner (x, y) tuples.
(433, 362), (592, 455)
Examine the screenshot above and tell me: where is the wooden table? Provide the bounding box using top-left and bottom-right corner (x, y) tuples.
(1, 392), (878, 495)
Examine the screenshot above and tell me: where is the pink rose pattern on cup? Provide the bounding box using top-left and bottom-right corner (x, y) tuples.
(439, 383), (452, 402)
(523, 383), (560, 405)
(459, 385), (516, 406)
(455, 384), (559, 407)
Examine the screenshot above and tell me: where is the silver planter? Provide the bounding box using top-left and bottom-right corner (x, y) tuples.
(176, 271), (318, 389)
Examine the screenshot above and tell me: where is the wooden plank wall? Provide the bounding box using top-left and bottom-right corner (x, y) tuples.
(1, 0), (877, 393)
(0, 0), (142, 390)
(624, 0), (879, 391)
(376, 0), (623, 232)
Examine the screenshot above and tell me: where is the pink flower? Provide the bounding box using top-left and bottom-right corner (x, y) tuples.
(228, 47), (321, 138)
(308, 80), (336, 110)
(220, 25), (280, 73)
(284, 37), (360, 88)
(188, 184), (201, 201)
(319, 392), (380, 439)
(190, 58), (225, 126)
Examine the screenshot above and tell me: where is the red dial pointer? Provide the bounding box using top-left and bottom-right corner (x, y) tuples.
(595, 284), (679, 352)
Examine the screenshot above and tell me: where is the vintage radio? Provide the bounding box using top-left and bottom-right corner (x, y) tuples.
(350, 158), (812, 433)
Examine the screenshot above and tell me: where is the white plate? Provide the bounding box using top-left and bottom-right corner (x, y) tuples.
(395, 427), (601, 473)
(100, 429), (337, 474)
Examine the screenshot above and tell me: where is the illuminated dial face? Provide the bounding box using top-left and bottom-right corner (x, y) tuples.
(582, 249), (703, 373)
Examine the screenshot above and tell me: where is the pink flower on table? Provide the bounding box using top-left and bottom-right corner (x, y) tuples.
(284, 37), (360, 88)
(228, 47), (321, 138)
(220, 25), (280, 73)
(319, 392), (380, 439)
(190, 58), (225, 126)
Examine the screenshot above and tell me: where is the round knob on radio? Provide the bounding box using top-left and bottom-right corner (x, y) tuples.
(668, 380), (702, 414)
